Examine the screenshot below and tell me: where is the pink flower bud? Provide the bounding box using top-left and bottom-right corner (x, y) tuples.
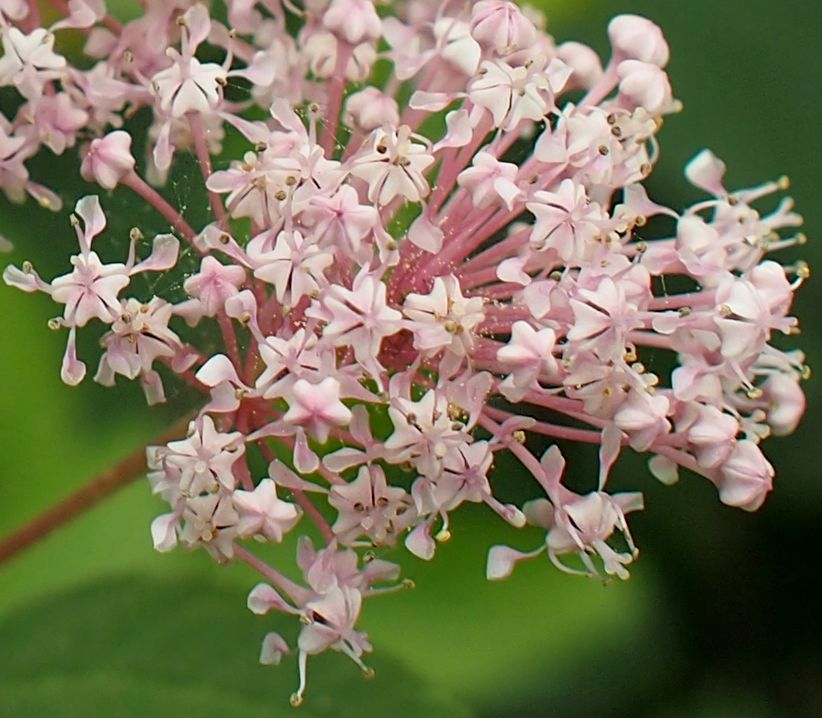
(323, 0), (382, 45)
(557, 41), (603, 90)
(80, 131), (135, 190)
(762, 373), (806, 436)
(344, 87), (400, 132)
(717, 441), (774, 511)
(608, 14), (669, 67)
(617, 59), (674, 114)
(471, 1), (537, 55)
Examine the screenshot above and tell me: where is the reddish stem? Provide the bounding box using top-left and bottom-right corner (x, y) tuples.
(121, 171), (200, 249)
(0, 416), (193, 566)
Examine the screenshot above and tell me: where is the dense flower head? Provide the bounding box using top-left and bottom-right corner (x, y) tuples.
(1, 0), (809, 704)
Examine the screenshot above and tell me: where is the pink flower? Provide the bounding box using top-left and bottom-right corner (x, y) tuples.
(329, 465), (415, 546)
(2, 0), (808, 703)
(283, 377), (353, 443)
(233, 478), (301, 542)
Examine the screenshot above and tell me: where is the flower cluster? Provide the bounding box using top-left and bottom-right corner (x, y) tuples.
(2, 0), (808, 704)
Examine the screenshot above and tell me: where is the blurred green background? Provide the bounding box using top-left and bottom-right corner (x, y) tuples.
(0, 1), (820, 716)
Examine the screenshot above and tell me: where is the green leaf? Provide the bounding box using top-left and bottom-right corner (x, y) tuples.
(0, 575), (475, 718)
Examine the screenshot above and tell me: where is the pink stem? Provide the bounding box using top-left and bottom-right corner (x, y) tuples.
(484, 406), (609, 445)
(188, 113), (228, 227)
(320, 44), (352, 155)
(121, 171), (200, 248)
(217, 312), (243, 372)
(233, 545), (311, 605)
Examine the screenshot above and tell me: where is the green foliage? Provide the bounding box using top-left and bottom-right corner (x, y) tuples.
(0, 577), (475, 718)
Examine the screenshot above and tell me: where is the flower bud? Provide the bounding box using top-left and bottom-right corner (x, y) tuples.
(762, 373), (806, 436)
(471, 1), (537, 55)
(345, 87), (400, 132)
(556, 41), (603, 90)
(608, 14), (669, 67)
(80, 131), (135, 190)
(323, 0), (381, 45)
(717, 440), (774, 511)
(617, 60), (673, 114)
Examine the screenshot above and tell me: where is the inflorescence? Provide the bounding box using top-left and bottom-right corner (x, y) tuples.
(1, 0), (809, 704)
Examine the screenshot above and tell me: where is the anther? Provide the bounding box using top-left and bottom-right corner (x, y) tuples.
(129, 227), (143, 242)
(22, 260), (33, 273)
(275, 190), (287, 201)
(47, 318), (62, 330)
(219, 233), (231, 245)
(746, 387), (764, 400)
(435, 528), (451, 542)
(777, 175), (790, 190)
(512, 429), (526, 443)
(289, 693), (303, 708)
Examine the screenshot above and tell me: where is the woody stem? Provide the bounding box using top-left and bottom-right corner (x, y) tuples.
(0, 416), (193, 566)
